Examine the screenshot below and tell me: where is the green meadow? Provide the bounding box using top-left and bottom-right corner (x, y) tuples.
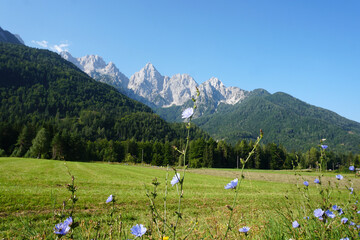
(0, 157), (358, 239)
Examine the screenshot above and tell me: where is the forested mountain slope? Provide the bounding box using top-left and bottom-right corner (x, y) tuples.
(194, 92), (360, 152)
(0, 43), (207, 157)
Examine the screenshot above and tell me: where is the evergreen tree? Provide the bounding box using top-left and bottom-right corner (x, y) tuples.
(189, 138), (206, 168)
(51, 133), (64, 160)
(266, 143), (286, 170)
(151, 141), (163, 166)
(11, 125), (35, 157)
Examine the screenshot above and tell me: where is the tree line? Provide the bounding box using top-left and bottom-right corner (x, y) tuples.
(1, 123), (359, 170)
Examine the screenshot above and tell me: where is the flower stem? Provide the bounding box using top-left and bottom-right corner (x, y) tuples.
(173, 115), (193, 239)
(163, 165), (169, 238)
(224, 132), (263, 239)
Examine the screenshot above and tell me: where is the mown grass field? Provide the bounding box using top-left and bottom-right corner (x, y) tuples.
(0, 157), (358, 239)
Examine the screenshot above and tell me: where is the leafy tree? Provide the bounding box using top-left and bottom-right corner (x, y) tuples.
(26, 128), (50, 158)
(307, 147), (320, 169)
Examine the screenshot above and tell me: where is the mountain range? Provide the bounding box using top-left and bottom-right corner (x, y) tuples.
(60, 51), (360, 152)
(60, 52), (250, 114)
(1, 27), (359, 152)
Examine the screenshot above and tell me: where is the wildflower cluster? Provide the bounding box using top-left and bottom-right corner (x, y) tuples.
(54, 217), (72, 236)
(288, 196), (360, 238)
(276, 140), (360, 239)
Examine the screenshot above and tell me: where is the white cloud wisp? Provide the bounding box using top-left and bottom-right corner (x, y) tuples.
(31, 40), (70, 53)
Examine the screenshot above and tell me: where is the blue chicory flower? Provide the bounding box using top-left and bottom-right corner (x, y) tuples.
(239, 226), (250, 233)
(314, 208), (324, 218)
(336, 174), (343, 180)
(54, 223), (70, 235)
(321, 145), (328, 149)
(314, 178), (320, 184)
(325, 210), (336, 218)
(341, 217), (348, 224)
(349, 166), (355, 171)
(63, 217), (73, 226)
(106, 194), (113, 203)
(338, 208), (344, 215)
(131, 224), (147, 237)
(340, 238), (349, 240)
(171, 173), (180, 186)
(292, 220), (300, 228)
(303, 181), (309, 187)
(225, 178), (238, 189)
(332, 205), (339, 211)
(181, 108), (194, 119)
(349, 187), (353, 194)
(357, 210), (360, 214)
(349, 221), (355, 226)
(54, 217), (72, 235)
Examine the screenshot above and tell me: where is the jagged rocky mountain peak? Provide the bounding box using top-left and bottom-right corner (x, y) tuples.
(60, 51), (129, 89)
(207, 77), (224, 87)
(135, 62), (163, 80)
(105, 61), (118, 73)
(60, 51), (80, 67)
(60, 52), (252, 112)
(169, 73), (197, 84)
(144, 62), (156, 70)
(78, 54), (107, 70)
(60, 50), (72, 58)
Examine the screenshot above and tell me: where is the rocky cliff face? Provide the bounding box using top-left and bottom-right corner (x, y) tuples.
(61, 52), (251, 116)
(127, 63), (249, 109)
(60, 51), (129, 90)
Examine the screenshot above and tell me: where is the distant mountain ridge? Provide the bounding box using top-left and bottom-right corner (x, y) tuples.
(60, 52), (250, 114)
(0, 27), (24, 45)
(60, 51), (129, 91)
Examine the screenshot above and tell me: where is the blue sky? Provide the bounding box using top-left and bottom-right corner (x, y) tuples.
(1, 0), (360, 122)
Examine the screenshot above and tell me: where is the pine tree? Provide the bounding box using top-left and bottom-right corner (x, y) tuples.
(11, 125), (35, 157)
